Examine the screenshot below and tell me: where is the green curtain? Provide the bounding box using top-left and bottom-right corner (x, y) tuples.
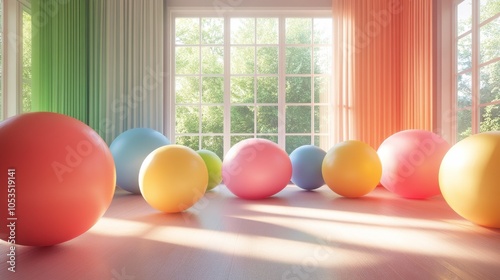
(31, 0), (89, 123)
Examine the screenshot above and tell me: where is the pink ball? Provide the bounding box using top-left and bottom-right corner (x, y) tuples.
(378, 130), (451, 199)
(222, 138), (292, 199)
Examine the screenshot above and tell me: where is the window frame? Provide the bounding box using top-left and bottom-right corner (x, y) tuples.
(167, 9), (333, 157)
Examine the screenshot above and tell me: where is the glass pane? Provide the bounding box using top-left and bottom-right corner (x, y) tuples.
(176, 47), (199, 74)
(257, 106), (278, 133)
(286, 136), (311, 154)
(176, 136), (199, 151)
(231, 18), (255, 44)
(286, 47), (311, 74)
(480, 17), (500, 63)
(231, 135), (253, 146)
(286, 18), (312, 44)
(457, 72), (472, 108)
(231, 47), (255, 74)
(231, 77), (254, 103)
(457, 34), (472, 72)
(286, 77), (311, 103)
(231, 106), (255, 133)
(202, 46), (224, 74)
(313, 18), (332, 44)
(176, 77), (200, 104)
(202, 106), (224, 133)
(202, 136), (224, 159)
(175, 106), (200, 134)
(314, 106), (329, 134)
(257, 135), (278, 144)
(480, 61), (500, 104)
(286, 106), (311, 133)
(176, 18), (199, 45)
(257, 18), (278, 44)
(202, 18), (224, 44)
(480, 0), (500, 23)
(202, 77), (224, 103)
(457, 0), (472, 35)
(314, 47), (332, 74)
(22, 9), (32, 113)
(480, 104), (500, 132)
(457, 109), (472, 141)
(314, 135), (329, 152)
(257, 77), (278, 103)
(257, 47), (278, 74)
(314, 76), (330, 103)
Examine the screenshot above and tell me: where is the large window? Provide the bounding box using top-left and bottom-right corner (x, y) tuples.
(456, 0), (500, 141)
(172, 14), (332, 158)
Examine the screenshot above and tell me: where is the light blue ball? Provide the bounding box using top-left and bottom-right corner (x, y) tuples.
(110, 128), (170, 193)
(290, 145), (326, 190)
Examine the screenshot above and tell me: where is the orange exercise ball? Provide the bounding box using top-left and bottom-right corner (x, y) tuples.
(322, 140), (382, 198)
(139, 145), (208, 213)
(439, 131), (500, 228)
(0, 112), (116, 246)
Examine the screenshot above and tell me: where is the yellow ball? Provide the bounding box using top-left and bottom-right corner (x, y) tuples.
(322, 140), (382, 198)
(439, 132), (500, 228)
(139, 145), (208, 213)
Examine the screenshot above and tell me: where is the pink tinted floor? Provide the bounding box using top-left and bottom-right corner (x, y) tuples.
(2, 185), (500, 280)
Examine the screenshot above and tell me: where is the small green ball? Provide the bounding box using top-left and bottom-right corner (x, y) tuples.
(196, 149), (223, 191)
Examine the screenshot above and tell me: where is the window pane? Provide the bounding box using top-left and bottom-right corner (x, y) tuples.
(231, 106), (255, 133)
(457, 109), (472, 141)
(457, 34), (472, 72)
(257, 18), (278, 44)
(480, 16), (500, 64)
(202, 136), (224, 159)
(176, 47), (199, 74)
(480, 104), (500, 132)
(202, 77), (224, 103)
(176, 106), (200, 134)
(480, 0), (500, 23)
(286, 106), (311, 133)
(22, 9), (32, 113)
(257, 77), (278, 103)
(480, 61), (500, 104)
(314, 47), (332, 74)
(286, 47), (311, 74)
(176, 136), (199, 151)
(257, 106), (278, 133)
(231, 135), (253, 146)
(202, 18), (224, 44)
(286, 136), (311, 154)
(231, 18), (255, 44)
(313, 18), (332, 44)
(457, 0), (472, 35)
(257, 47), (278, 74)
(286, 77), (311, 103)
(231, 77), (254, 103)
(314, 77), (330, 103)
(286, 18), (312, 44)
(457, 72), (472, 108)
(176, 18), (199, 45)
(202, 106), (224, 133)
(231, 47), (255, 74)
(258, 135), (278, 143)
(314, 106), (329, 134)
(176, 77), (200, 104)
(202, 46), (224, 74)
(314, 135), (329, 151)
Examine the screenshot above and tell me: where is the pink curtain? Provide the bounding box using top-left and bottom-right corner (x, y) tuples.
(332, 0), (434, 149)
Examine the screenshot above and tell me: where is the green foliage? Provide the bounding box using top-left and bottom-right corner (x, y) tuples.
(22, 9), (32, 113)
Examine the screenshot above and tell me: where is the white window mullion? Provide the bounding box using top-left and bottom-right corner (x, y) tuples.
(223, 16), (231, 155)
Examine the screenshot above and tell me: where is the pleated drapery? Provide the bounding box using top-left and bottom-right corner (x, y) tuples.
(332, 0), (435, 149)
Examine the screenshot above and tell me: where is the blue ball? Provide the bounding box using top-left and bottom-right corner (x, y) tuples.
(290, 145), (326, 190)
(110, 128), (170, 193)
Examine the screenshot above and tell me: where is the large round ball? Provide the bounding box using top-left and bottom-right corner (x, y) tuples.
(290, 145), (326, 190)
(0, 112), (115, 246)
(110, 128), (170, 194)
(322, 140), (382, 198)
(197, 149), (223, 191)
(222, 138), (292, 200)
(139, 145), (208, 213)
(439, 132), (500, 228)
(378, 130), (451, 199)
